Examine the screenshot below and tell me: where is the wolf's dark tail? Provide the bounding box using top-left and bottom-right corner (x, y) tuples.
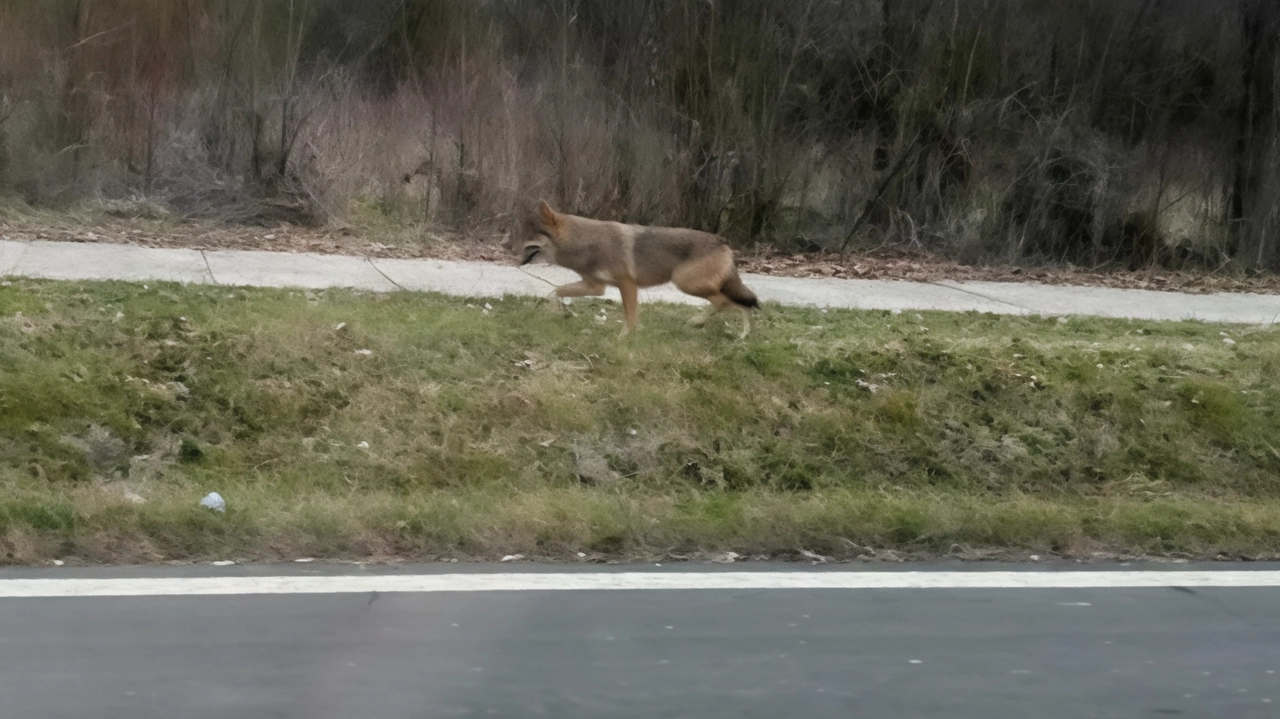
(721, 274), (759, 309)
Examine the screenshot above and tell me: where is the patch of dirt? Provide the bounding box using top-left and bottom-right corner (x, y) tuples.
(4, 214), (1279, 295)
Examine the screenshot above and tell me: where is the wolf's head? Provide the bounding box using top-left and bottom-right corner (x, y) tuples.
(504, 200), (562, 266)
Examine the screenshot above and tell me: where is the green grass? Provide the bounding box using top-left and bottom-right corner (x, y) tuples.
(2, 278), (1279, 564)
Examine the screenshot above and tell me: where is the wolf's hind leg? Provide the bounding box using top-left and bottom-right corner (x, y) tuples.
(687, 304), (714, 327)
(699, 293), (751, 339)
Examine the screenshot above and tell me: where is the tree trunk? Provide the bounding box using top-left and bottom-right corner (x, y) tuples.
(1230, 0), (1280, 270)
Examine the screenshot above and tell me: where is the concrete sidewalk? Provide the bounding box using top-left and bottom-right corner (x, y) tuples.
(3, 238), (1279, 324)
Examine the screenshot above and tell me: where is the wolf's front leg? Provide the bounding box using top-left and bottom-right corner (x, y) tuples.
(551, 278), (606, 316)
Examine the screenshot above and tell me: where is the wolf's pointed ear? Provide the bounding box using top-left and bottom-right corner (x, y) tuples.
(537, 200), (559, 228)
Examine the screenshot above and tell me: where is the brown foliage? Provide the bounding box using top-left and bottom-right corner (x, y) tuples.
(0, 0), (1276, 269)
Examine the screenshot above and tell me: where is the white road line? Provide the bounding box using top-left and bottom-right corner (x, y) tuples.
(1, 571), (1279, 598)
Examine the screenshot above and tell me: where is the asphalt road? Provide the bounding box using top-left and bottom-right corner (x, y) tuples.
(1, 565), (1277, 719)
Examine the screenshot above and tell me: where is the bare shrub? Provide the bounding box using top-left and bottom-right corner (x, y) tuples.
(0, 0), (1276, 269)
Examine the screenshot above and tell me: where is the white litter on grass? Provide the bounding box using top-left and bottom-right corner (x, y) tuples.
(628, 428), (638, 436)
(51, 560), (65, 566)
(295, 558), (315, 563)
(354, 349), (373, 356)
(1223, 337), (1237, 345)
(576, 552), (586, 558)
(484, 303), (493, 310)
(211, 560), (235, 567)
(334, 322), (347, 331)
(500, 554), (524, 562)
(200, 492), (226, 513)
(357, 441), (370, 449)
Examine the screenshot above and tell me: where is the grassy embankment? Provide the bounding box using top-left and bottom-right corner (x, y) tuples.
(1, 278), (1278, 564)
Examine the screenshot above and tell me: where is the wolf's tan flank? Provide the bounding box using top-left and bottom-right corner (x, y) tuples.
(505, 201), (759, 338)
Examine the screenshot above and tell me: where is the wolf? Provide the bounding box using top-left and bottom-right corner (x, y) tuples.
(504, 201), (759, 338)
